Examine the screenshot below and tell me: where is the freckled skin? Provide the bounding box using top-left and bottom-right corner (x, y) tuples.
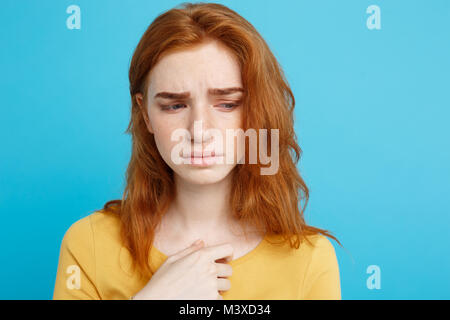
(134, 39), (262, 261)
(136, 38), (244, 185)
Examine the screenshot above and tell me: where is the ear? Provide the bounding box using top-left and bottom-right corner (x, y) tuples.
(135, 93), (154, 134)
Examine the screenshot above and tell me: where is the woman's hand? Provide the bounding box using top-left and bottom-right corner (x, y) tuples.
(132, 239), (234, 300)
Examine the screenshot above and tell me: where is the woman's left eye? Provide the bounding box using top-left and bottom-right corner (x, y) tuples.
(218, 103), (239, 110)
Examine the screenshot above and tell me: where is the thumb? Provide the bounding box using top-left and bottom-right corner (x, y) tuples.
(170, 239), (204, 261)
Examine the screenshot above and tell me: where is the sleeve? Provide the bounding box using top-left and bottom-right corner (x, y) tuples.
(53, 216), (101, 300)
(301, 235), (341, 300)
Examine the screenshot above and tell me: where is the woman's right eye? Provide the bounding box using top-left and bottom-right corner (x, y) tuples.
(161, 104), (186, 111)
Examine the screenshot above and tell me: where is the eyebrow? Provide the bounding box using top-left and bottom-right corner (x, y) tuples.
(154, 87), (244, 100)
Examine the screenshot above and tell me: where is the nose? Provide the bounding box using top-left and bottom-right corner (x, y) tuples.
(187, 100), (214, 146)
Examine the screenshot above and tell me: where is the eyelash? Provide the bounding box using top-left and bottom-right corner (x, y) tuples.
(160, 103), (239, 112)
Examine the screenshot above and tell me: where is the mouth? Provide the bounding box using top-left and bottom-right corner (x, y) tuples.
(180, 151), (225, 166)
(182, 151), (224, 158)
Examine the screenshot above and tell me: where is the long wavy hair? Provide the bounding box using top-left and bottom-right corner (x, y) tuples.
(100, 2), (342, 279)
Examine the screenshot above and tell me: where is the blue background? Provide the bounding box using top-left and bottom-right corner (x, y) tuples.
(1, 0), (449, 299)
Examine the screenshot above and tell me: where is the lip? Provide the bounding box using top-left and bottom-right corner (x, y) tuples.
(182, 151), (224, 158)
(181, 153), (225, 166)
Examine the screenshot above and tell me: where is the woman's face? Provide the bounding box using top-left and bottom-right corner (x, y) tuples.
(136, 39), (244, 185)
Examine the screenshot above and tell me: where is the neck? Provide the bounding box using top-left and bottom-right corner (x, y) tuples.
(165, 172), (239, 237)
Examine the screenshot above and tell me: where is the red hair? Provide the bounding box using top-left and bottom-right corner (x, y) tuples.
(100, 2), (342, 278)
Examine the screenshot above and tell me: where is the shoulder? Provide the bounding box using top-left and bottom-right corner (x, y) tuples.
(259, 233), (339, 287)
(265, 233), (336, 256)
(61, 210), (122, 251)
(88, 210), (122, 237)
(298, 234), (340, 282)
(299, 234), (341, 299)
(303, 234), (336, 253)
(265, 233), (339, 271)
(301, 234), (338, 264)
(60, 214), (93, 250)
(262, 233), (338, 270)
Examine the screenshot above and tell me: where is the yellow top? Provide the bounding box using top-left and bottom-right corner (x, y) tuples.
(53, 211), (341, 300)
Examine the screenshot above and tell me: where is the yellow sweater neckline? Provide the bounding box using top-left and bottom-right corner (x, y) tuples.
(150, 233), (268, 269)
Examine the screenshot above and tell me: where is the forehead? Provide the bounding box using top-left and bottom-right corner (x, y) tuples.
(148, 40), (242, 95)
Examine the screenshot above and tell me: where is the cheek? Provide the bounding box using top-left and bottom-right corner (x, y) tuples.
(149, 115), (172, 152)
(153, 125), (177, 156)
(215, 112), (243, 141)
(222, 108), (243, 128)
(148, 110), (175, 152)
(226, 112), (244, 144)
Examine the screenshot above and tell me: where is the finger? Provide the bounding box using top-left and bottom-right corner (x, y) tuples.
(204, 243), (234, 262)
(170, 239), (204, 261)
(215, 253), (234, 264)
(215, 262), (233, 278)
(216, 278), (231, 291)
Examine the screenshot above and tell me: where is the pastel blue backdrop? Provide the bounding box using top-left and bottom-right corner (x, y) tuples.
(1, 0), (449, 299)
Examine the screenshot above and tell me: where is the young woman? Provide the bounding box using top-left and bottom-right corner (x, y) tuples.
(53, 2), (342, 300)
